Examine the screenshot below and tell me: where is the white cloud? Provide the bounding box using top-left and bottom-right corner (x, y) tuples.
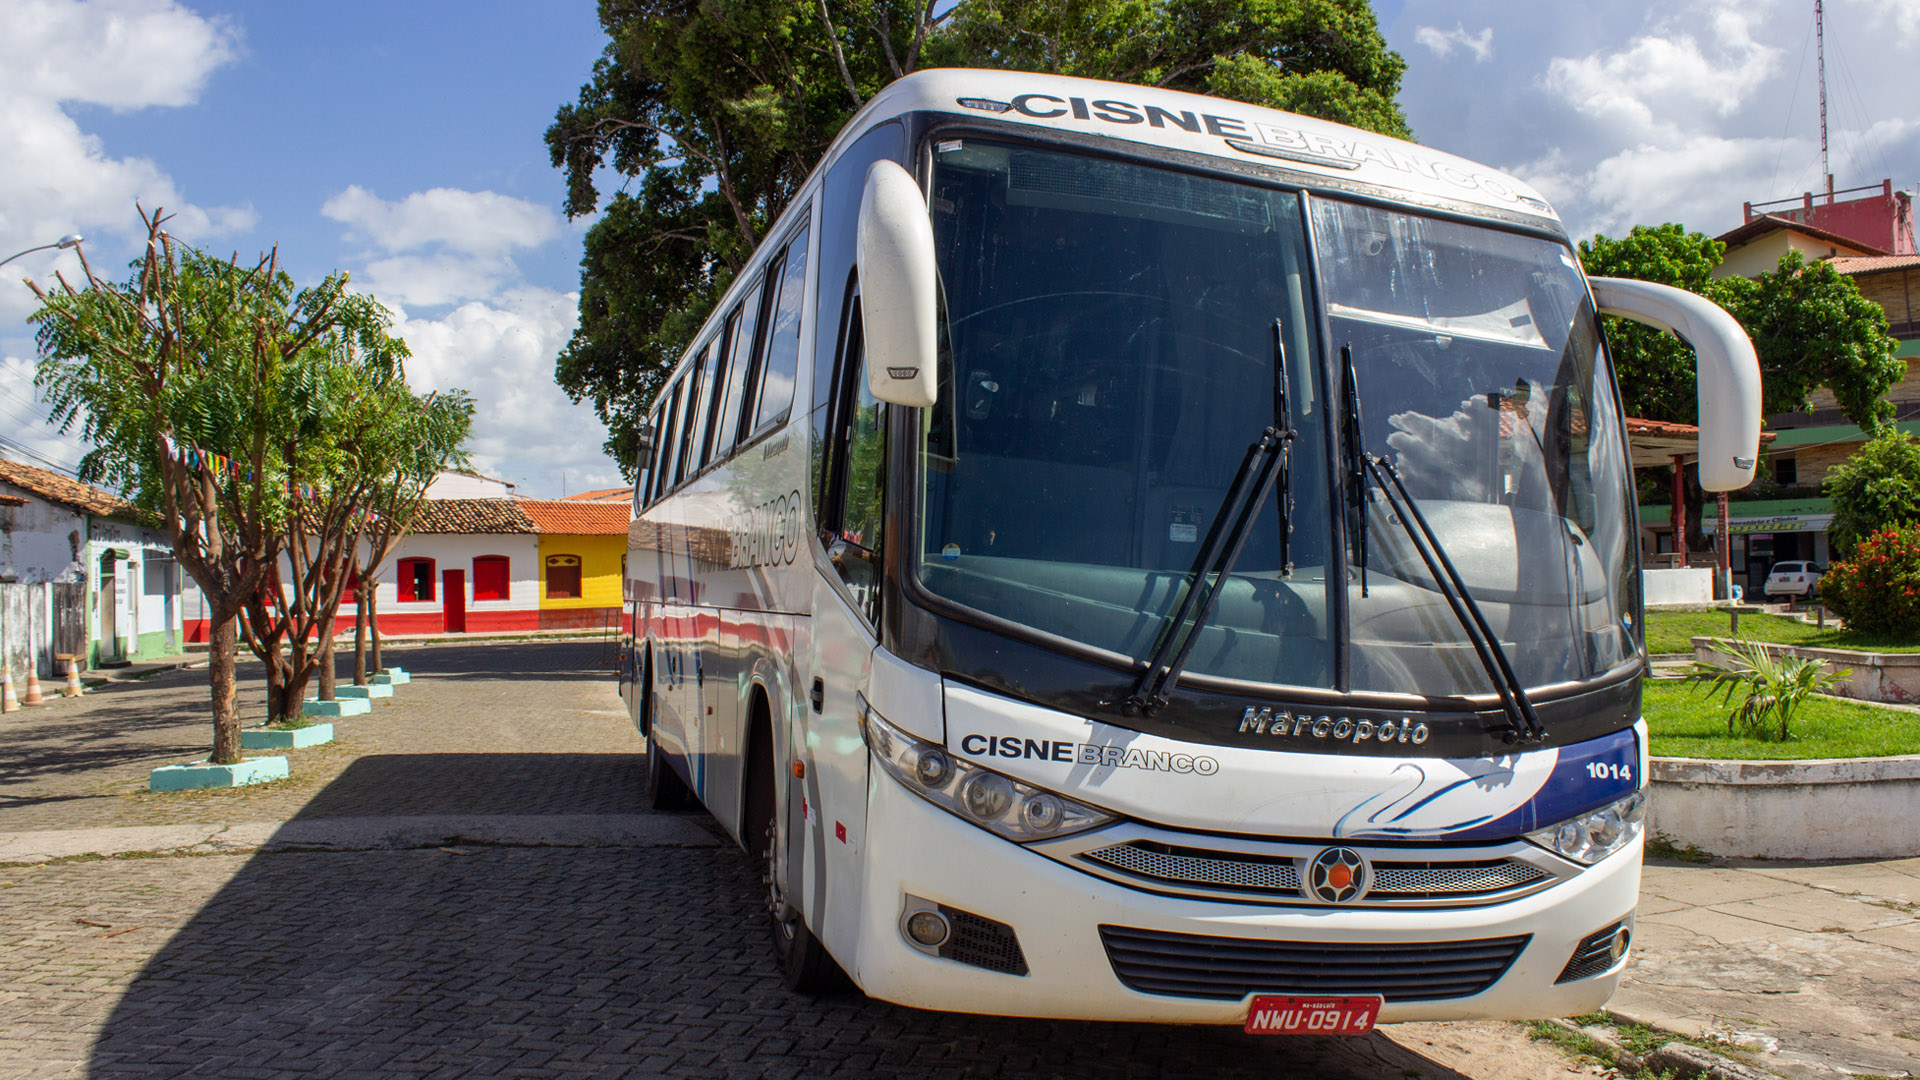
(321, 185), (559, 257)
(385, 288), (620, 494)
(1414, 24), (1494, 62)
(1543, 4), (1780, 135)
(1849, 0), (1920, 44)
(0, 0), (253, 324)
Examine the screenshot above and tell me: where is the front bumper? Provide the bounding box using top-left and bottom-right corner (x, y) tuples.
(851, 764), (1640, 1023)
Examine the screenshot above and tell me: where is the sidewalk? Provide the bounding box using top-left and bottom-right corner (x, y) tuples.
(1613, 855), (1920, 1079)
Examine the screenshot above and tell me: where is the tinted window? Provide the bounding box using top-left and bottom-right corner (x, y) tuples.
(676, 341), (716, 485)
(683, 338), (724, 474)
(652, 375), (688, 500)
(712, 282), (764, 459)
(752, 225), (811, 433)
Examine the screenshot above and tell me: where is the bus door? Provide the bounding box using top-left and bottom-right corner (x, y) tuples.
(804, 288), (889, 956)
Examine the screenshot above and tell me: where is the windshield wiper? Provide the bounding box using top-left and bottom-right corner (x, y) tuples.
(1359, 451), (1549, 745)
(1127, 329), (1298, 715)
(1340, 344), (1369, 597)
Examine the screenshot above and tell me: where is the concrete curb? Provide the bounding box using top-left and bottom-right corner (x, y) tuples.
(1649, 752), (1920, 859)
(0, 813), (722, 864)
(1548, 1017), (1789, 1080)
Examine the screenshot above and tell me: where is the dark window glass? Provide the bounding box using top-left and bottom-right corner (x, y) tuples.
(712, 282), (764, 459)
(677, 340), (717, 484)
(825, 304), (886, 624)
(701, 312), (741, 466)
(398, 557), (435, 603)
(752, 225), (811, 433)
(652, 374), (688, 499)
(473, 556), (510, 601)
(1774, 456), (1798, 486)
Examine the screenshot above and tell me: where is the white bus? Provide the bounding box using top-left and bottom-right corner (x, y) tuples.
(622, 69), (1760, 1032)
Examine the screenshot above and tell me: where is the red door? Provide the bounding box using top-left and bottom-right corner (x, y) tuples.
(442, 569), (466, 633)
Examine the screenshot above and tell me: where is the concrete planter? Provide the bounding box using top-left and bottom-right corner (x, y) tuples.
(1649, 753), (1920, 859)
(239, 722), (334, 750)
(1691, 636), (1920, 704)
(302, 697), (371, 718)
(378, 667), (411, 685)
(336, 684), (392, 700)
(149, 756), (288, 791)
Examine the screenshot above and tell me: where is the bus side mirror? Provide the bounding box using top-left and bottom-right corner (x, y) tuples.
(856, 160), (939, 408)
(1589, 276), (1762, 492)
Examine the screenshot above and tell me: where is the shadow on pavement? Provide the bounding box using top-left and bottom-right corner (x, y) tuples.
(291, 753), (646, 818)
(89, 769), (1485, 1080)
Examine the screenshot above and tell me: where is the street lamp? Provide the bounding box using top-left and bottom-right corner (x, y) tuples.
(0, 234), (83, 269)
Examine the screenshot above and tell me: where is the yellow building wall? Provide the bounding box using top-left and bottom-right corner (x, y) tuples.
(537, 533), (625, 609)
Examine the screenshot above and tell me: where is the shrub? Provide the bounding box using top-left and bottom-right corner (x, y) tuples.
(1685, 638), (1847, 741)
(1821, 525), (1920, 637)
(1824, 432), (1920, 552)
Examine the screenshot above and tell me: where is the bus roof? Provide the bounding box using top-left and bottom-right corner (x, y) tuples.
(851, 68), (1559, 226)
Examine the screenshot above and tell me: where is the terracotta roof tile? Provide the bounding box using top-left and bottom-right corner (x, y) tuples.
(561, 487), (631, 503)
(520, 500), (632, 535)
(1830, 254), (1920, 274)
(409, 499), (537, 534)
(0, 457), (134, 520)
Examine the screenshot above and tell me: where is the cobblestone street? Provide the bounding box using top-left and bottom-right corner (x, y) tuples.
(0, 641), (1598, 1079)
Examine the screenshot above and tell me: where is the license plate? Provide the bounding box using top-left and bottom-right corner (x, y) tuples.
(1243, 994), (1382, 1036)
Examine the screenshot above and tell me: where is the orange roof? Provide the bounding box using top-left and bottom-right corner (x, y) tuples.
(1830, 254), (1920, 274)
(561, 486), (631, 503)
(519, 500), (632, 535)
(0, 456), (134, 520)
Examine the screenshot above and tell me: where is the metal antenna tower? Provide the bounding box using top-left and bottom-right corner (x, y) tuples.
(1817, 0), (1832, 201)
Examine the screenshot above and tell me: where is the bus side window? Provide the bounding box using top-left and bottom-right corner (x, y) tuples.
(675, 339), (716, 486)
(823, 293), (884, 624)
(703, 307), (744, 465)
(750, 224), (811, 435)
(712, 282), (764, 460)
(652, 373), (688, 501)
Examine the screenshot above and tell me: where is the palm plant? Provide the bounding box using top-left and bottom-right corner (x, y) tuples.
(1685, 638), (1848, 741)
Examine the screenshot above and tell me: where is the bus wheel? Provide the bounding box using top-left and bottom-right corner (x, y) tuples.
(748, 713), (840, 993)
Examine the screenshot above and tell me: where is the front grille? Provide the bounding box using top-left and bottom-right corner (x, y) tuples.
(1556, 922), (1627, 984)
(1100, 925), (1530, 1002)
(939, 906), (1028, 976)
(1084, 842), (1302, 894)
(1078, 841), (1550, 907)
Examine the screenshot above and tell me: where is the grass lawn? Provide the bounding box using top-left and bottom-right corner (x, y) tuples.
(1643, 609), (1920, 655)
(1642, 679), (1920, 759)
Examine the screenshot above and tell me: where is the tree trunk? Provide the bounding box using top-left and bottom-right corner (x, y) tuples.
(263, 646), (288, 723)
(369, 588), (383, 672)
(353, 599), (368, 685)
(209, 615), (241, 765)
(318, 617), (338, 699)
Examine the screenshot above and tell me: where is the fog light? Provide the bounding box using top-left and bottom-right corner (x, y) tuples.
(1609, 925), (1632, 961)
(905, 909), (950, 947)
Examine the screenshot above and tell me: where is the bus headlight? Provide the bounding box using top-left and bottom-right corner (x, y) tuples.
(1524, 790), (1648, 865)
(859, 698), (1114, 842)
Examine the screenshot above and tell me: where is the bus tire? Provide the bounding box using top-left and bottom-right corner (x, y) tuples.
(746, 702), (841, 993)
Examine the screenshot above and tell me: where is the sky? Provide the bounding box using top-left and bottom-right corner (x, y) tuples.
(3, 0), (1917, 496)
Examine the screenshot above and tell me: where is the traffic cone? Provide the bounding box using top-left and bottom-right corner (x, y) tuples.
(1, 667), (16, 713)
(22, 668), (44, 706)
(64, 660), (82, 698)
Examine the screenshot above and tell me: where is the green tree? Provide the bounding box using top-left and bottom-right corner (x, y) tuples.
(346, 387), (474, 686)
(1580, 224), (1904, 551)
(549, 0), (1412, 474)
(1824, 430), (1920, 553)
(27, 208), (408, 762)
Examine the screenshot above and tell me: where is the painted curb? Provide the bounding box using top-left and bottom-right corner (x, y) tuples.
(149, 756), (288, 791)
(302, 697), (371, 717)
(335, 684), (393, 700)
(381, 667), (412, 684)
(239, 723), (335, 750)
(1650, 753), (1920, 859)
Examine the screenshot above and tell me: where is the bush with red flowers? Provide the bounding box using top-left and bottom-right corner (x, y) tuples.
(1820, 524), (1920, 637)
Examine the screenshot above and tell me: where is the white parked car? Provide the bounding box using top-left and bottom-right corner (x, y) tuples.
(1763, 561), (1824, 599)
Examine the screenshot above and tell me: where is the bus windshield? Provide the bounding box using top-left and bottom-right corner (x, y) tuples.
(914, 140), (1637, 699)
